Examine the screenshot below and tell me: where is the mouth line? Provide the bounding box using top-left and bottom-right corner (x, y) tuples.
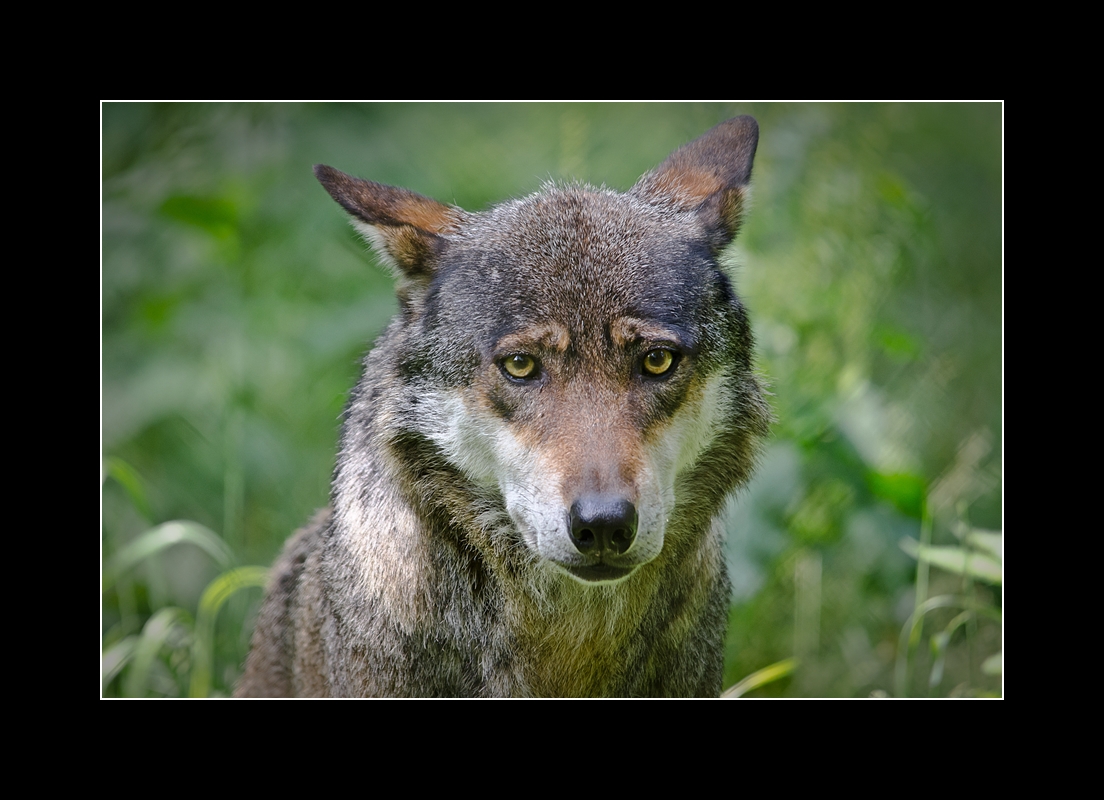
(561, 563), (636, 584)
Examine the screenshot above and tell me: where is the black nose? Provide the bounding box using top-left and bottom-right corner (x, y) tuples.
(569, 496), (637, 557)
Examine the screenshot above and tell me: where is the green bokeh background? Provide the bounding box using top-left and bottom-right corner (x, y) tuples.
(101, 102), (1002, 697)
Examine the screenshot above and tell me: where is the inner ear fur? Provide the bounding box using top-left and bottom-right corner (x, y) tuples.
(314, 164), (464, 280)
(631, 116), (759, 248)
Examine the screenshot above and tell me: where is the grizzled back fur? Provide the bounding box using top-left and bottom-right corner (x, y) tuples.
(236, 116), (770, 697)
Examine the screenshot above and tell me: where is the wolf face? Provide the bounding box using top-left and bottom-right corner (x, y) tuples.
(395, 188), (750, 584)
(316, 116), (764, 588)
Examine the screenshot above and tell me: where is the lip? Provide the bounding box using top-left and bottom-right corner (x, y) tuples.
(562, 563), (636, 584)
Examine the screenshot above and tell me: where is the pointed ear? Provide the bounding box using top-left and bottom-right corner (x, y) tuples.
(314, 164), (464, 281)
(631, 116), (759, 249)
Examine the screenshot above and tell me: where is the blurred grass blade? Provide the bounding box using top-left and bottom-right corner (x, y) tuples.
(966, 530), (1002, 561)
(104, 521), (235, 593)
(928, 631), (950, 689)
(894, 594), (1001, 697)
(123, 607), (193, 697)
(189, 566), (269, 697)
(722, 658), (797, 698)
(102, 635), (138, 691)
(104, 457), (153, 521)
(899, 537), (1002, 585)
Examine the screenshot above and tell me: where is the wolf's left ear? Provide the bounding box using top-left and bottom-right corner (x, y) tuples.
(314, 164), (464, 282)
(630, 116), (759, 251)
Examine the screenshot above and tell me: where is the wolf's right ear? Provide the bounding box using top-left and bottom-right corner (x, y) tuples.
(314, 164), (464, 282)
(630, 116), (759, 252)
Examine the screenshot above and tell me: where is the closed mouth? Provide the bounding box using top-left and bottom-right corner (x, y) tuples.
(563, 563), (636, 584)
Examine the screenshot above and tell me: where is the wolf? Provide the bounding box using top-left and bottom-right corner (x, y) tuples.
(235, 116), (770, 697)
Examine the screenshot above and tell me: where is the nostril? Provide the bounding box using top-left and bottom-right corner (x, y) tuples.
(569, 496), (637, 557)
(611, 527), (632, 552)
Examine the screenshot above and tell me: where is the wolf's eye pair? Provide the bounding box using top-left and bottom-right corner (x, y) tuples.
(642, 348), (677, 376)
(502, 353), (539, 380)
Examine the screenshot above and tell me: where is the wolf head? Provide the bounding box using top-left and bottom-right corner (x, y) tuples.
(316, 116), (767, 586)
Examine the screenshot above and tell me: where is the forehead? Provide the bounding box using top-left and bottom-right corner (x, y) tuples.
(433, 186), (718, 333)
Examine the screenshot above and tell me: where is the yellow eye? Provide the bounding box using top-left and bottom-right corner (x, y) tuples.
(642, 349), (675, 376)
(502, 354), (538, 379)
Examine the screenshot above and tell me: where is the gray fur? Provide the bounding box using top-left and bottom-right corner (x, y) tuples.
(236, 117), (771, 697)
